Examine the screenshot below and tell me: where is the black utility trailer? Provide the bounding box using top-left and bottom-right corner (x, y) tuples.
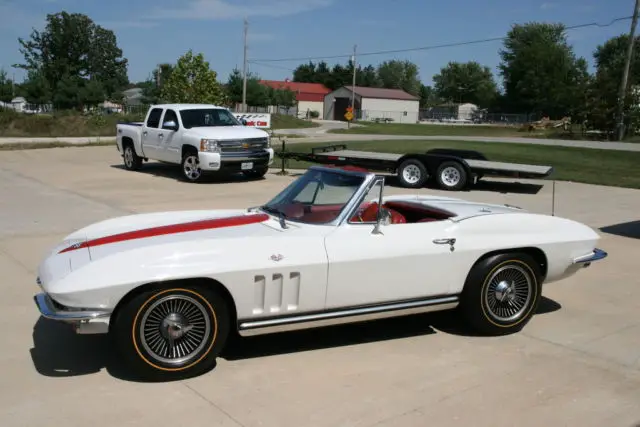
(277, 144), (554, 191)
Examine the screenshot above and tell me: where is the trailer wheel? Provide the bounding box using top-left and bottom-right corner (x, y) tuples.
(436, 161), (467, 191)
(397, 159), (428, 188)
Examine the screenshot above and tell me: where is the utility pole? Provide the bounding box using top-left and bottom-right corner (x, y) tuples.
(616, 0), (640, 141)
(349, 44), (357, 129)
(242, 18), (248, 113)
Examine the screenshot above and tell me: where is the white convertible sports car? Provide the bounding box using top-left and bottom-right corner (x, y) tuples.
(34, 166), (607, 380)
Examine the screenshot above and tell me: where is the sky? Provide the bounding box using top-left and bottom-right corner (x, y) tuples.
(0, 0), (636, 87)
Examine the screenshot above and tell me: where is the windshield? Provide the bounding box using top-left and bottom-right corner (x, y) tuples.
(179, 108), (241, 128)
(261, 168), (366, 224)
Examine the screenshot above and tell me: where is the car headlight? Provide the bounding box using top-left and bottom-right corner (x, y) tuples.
(266, 136), (271, 148)
(200, 139), (220, 152)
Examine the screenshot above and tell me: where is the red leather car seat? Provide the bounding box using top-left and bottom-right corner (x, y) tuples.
(352, 202), (406, 224)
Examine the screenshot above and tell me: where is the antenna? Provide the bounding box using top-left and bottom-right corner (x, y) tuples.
(551, 180), (556, 216)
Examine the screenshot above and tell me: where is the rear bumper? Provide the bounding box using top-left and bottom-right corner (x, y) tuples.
(34, 293), (111, 334)
(572, 248), (608, 265)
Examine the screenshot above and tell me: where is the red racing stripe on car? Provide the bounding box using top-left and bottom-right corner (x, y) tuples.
(58, 213), (270, 254)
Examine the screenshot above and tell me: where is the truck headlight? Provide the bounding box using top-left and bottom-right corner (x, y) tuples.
(266, 136), (271, 148)
(200, 139), (220, 152)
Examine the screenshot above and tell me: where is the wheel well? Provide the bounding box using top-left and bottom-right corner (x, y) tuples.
(182, 144), (198, 159)
(472, 247), (548, 281)
(109, 277), (238, 333)
(122, 136), (133, 148)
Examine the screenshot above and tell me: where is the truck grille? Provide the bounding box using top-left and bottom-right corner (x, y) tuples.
(219, 137), (268, 153)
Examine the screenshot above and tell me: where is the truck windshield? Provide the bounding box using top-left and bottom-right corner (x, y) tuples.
(179, 108), (241, 129)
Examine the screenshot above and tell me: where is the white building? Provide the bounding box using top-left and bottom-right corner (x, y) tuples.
(323, 85), (420, 123)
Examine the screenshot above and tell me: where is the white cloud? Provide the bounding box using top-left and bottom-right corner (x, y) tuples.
(148, 0), (333, 20)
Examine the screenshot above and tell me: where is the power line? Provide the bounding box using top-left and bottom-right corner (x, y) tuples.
(250, 15), (633, 63)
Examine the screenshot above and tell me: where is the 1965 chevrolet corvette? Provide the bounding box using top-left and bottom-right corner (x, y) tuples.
(34, 166), (607, 379)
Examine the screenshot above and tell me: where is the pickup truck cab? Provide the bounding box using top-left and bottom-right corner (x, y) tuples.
(116, 103), (274, 182)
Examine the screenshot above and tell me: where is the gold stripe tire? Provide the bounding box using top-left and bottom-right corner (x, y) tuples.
(459, 252), (542, 336)
(112, 285), (230, 381)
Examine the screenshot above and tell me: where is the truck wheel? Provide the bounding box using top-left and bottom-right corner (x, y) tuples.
(182, 152), (203, 183)
(397, 159), (428, 188)
(112, 285), (231, 381)
(435, 161), (467, 191)
(123, 144), (142, 171)
(458, 252), (542, 336)
(242, 167), (268, 180)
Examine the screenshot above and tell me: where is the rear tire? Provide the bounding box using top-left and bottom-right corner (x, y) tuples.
(123, 144), (142, 171)
(397, 159), (428, 188)
(459, 252), (542, 336)
(435, 161), (467, 191)
(112, 285), (230, 381)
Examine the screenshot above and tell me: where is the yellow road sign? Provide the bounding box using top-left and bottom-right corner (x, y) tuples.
(344, 111), (353, 121)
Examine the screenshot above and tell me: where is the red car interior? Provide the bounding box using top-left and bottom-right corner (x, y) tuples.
(276, 200), (456, 225)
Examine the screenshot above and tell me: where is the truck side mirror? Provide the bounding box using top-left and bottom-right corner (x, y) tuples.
(162, 120), (178, 131)
(240, 118), (247, 126)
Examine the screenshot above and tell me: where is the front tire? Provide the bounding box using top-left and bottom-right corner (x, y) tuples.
(182, 152), (203, 182)
(459, 252), (542, 336)
(112, 286), (230, 381)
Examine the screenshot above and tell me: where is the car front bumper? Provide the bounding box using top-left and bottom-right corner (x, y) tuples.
(33, 293), (111, 334)
(199, 148), (274, 172)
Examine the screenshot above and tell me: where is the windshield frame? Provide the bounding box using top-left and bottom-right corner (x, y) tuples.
(179, 108), (242, 129)
(259, 166), (377, 226)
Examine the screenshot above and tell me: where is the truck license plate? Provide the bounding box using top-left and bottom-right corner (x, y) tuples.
(241, 162), (253, 170)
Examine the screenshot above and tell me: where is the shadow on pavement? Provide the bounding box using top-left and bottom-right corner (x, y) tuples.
(600, 220), (640, 239)
(222, 313), (437, 361)
(30, 296), (561, 379)
(109, 163), (268, 184)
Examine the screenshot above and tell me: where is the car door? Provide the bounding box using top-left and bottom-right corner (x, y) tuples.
(323, 180), (460, 309)
(141, 107), (164, 160)
(158, 108), (181, 162)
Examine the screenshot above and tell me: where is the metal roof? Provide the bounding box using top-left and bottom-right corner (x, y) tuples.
(342, 85), (419, 101)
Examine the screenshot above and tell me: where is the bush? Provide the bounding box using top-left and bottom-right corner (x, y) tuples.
(309, 110), (320, 119)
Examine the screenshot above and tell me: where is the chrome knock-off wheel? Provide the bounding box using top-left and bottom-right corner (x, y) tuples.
(483, 265), (533, 323)
(139, 295), (211, 366)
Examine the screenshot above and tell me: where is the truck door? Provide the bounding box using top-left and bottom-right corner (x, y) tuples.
(159, 108), (182, 163)
(141, 107), (164, 159)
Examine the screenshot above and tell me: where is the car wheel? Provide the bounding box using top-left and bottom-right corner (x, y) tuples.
(112, 286), (230, 381)
(242, 167), (268, 179)
(435, 161), (467, 191)
(182, 152), (203, 182)
(459, 252), (542, 336)
(397, 159), (428, 188)
(123, 144), (142, 171)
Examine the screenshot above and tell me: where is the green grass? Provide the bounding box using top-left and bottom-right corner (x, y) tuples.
(329, 121), (637, 142)
(273, 139), (640, 189)
(270, 114), (319, 129)
(0, 110), (317, 138)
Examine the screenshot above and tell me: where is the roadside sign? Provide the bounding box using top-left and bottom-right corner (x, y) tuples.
(232, 113), (271, 129)
(344, 111), (353, 121)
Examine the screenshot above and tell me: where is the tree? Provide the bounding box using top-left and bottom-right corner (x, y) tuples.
(498, 22), (589, 117)
(376, 60), (421, 96)
(225, 68), (270, 106)
(160, 50), (226, 105)
(419, 84), (440, 108)
(140, 63), (175, 104)
(582, 34), (640, 136)
(432, 61), (498, 107)
(14, 11), (128, 108)
(0, 69), (15, 103)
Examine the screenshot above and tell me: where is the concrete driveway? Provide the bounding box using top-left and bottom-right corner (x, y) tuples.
(1, 146), (639, 427)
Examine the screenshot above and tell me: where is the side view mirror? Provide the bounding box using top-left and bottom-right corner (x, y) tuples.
(240, 118), (248, 126)
(163, 120), (178, 130)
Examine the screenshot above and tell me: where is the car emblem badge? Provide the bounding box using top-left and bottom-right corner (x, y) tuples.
(270, 254), (283, 262)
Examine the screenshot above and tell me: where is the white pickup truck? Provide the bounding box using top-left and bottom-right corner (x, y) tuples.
(116, 103), (274, 182)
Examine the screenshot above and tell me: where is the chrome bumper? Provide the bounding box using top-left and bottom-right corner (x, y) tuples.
(33, 293), (111, 334)
(573, 248), (608, 265)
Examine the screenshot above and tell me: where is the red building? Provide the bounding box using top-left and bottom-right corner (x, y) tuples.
(259, 79), (330, 119)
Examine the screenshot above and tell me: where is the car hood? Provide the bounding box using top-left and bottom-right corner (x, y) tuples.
(37, 209), (281, 287)
(184, 126), (269, 140)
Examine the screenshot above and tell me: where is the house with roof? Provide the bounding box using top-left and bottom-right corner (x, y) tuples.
(259, 79), (330, 119)
(323, 85), (420, 123)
